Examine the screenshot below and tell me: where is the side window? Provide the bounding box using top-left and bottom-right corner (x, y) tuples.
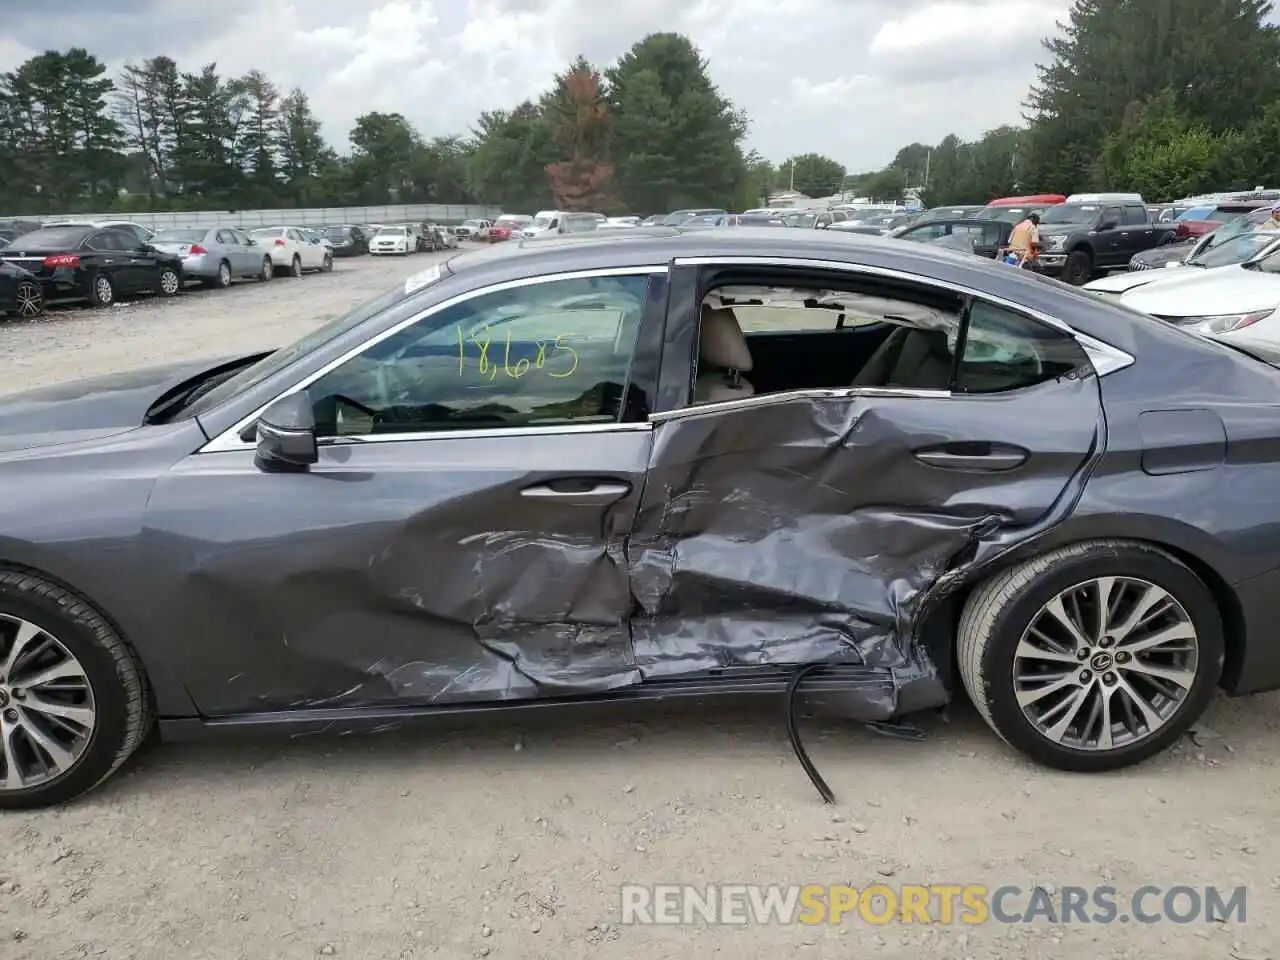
(87, 231), (124, 251)
(1102, 206), (1123, 228)
(905, 224), (945, 240)
(831, 211), (847, 221)
(955, 301), (1089, 394)
(307, 273), (655, 438)
(216, 230), (234, 244)
(982, 223), (1007, 245)
(720, 289), (884, 332)
(1122, 204), (1148, 225)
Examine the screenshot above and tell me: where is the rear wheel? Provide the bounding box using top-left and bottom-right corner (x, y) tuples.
(157, 266), (181, 297)
(290, 255), (303, 277)
(957, 540), (1223, 772)
(13, 280), (42, 318)
(0, 571), (153, 810)
(88, 273), (114, 308)
(322, 253), (333, 272)
(207, 260), (233, 289)
(259, 257), (274, 282)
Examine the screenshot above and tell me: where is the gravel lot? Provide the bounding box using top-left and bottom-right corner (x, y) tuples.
(0, 252), (1278, 960)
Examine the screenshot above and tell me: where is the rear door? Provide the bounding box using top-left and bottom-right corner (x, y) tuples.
(1098, 204), (1126, 266)
(631, 259), (1102, 688)
(145, 267), (669, 716)
(87, 229), (143, 292)
(1119, 204), (1152, 259)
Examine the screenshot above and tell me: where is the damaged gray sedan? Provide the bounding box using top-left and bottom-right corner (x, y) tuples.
(1, 228), (1278, 808)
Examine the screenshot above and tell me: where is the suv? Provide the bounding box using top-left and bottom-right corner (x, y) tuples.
(1033, 195), (1179, 285)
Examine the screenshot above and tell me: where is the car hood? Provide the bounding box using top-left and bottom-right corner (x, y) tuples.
(1036, 224), (1088, 239)
(0, 358), (225, 453)
(1085, 268), (1192, 293)
(1119, 265), (1280, 316)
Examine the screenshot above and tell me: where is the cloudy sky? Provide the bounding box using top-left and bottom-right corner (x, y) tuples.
(0, 0), (1072, 172)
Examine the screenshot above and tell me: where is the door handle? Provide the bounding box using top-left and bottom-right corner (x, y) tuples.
(520, 479), (631, 506)
(914, 444), (1028, 472)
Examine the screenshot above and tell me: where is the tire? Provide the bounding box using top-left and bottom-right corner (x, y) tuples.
(322, 253), (333, 273)
(88, 272), (114, 308)
(156, 266), (181, 297)
(290, 255), (303, 278)
(957, 539), (1224, 773)
(14, 279), (42, 318)
(0, 571), (153, 810)
(259, 257), (274, 282)
(1062, 250), (1092, 285)
(210, 260), (233, 289)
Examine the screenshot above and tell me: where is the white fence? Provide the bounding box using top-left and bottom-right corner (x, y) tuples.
(9, 203), (503, 230)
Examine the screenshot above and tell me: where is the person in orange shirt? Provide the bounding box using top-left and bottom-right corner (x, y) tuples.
(1004, 211), (1041, 267)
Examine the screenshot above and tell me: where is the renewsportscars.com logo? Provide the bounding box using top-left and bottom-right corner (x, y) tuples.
(620, 884), (1248, 926)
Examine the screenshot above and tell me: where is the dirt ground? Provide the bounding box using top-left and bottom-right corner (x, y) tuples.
(0, 252), (1277, 960)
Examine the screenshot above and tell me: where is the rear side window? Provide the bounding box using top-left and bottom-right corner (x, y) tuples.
(955, 301), (1089, 394)
(1122, 205), (1148, 225)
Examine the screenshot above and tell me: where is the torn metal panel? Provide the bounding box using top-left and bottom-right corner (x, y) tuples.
(628, 382), (1102, 713)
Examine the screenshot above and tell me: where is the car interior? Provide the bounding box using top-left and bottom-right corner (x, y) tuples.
(690, 275), (1070, 402)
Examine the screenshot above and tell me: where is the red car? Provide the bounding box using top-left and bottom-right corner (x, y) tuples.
(1173, 201), (1269, 240)
(488, 217), (532, 242)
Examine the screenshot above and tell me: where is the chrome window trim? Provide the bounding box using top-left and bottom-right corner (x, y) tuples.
(200, 265), (669, 453)
(649, 386), (951, 423)
(671, 255), (1136, 374)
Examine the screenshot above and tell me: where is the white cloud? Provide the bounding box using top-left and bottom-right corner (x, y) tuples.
(0, 0), (1072, 170)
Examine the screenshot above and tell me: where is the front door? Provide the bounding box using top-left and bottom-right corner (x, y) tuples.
(629, 263), (1103, 693)
(143, 269), (668, 715)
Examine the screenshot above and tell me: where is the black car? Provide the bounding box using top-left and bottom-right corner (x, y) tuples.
(0, 261), (43, 318)
(0, 226), (183, 307)
(3, 228), (1280, 808)
(1128, 240), (1196, 270)
(1034, 202), (1180, 284)
(888, 217), (1013, 258)
(322, 225), (368, 257)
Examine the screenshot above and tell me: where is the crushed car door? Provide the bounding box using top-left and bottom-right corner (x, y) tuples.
(143, 269), (668, 716)
(627, 266), (1102, 718)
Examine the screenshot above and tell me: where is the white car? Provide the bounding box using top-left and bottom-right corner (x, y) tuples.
(1086, 231), (1280, 297)
(248, 226), (332, 277)
(369, 225), (419, 256)
(454, 219), (492, 241)
(1106, 239), (1280, 362)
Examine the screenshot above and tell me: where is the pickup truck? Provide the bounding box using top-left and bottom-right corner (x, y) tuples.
(1034, 199), (1179, 284)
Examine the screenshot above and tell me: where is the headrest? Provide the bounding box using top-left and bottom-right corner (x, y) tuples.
(699, 306), (753, 371)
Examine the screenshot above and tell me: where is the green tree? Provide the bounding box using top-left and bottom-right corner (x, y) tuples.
(1026, 0), (1280, 191)
(776, 153), (846, 197)
(171, 64), (242, 201)
(736, 149), (775, 208)
(606, 33), (746, 213)
(275, 88), (328, 202)
(858, 167), (907, 202)
(467, 102), (557, 212)
(349, 111), (421, 203)
(235, 69), (280, 199)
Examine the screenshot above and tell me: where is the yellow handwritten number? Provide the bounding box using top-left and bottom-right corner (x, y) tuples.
(470, 327), (497, 380)
(533, 337), (549, 369)
(456, 324), (466, 375)
(548, 334), (579, 379)
(503, 330), (531, 379)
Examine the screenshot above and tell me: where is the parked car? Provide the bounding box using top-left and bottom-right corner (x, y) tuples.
(722, 214), (788, 227)
(488, 216), (533, 243)
(888, 218), (1014, 258)
(1104, 237), (1280, 363)
(975, 195), (1067, 223)
(606, 216), (642, 228)
(454, 219), (493, 241)
(661, 208), (727, 226)
(1132, 204), (1276, 270)
(0, 224), (182, 307)
(148, 227), (273, 288)
(0, 220), (44, 249)
(368, 225), (419, 256)
(1172, 200), (1273, 241)
(1089, 231), (1280, 296)
(2, 228), (1279, 808)
(1128, 241), (1197, 270)
(0, 261), (42, 318)
(248, 226), (332, 276)
(912, 205), (985, 224)
(1033, 197), (1179, 284)
(299, 228), (336, 254)
(524, 211), (605, 239)
(428, 224), (460, 250)
(321, 225), (369, 257)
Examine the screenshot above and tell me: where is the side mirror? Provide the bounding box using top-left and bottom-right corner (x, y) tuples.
(247, 238), (257, 246)
(816, 221), (829, 229)
(254, 392), (318, 472)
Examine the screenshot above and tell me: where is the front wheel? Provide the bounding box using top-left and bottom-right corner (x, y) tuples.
(322, 253), (333, 273)
(290, 255), (303, 277)
(0, 571), (153, 810)
(1062, 250), (1092, 285)
(156, 266), (181, 297)
(259, 257), (274, 282)
(957, 540), (1223, 773)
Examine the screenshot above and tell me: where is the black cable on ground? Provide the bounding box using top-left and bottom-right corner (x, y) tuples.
(785, 663), (837, 804)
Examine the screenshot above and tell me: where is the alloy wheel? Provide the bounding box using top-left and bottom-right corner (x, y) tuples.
(15, 281), (41, 318)
(159, 269), (180, 295)
(0, 615), (96, 790)
(1012, 576), (1198, 751)
(94, 276), (113, 305)
(219, 262), (232, 287)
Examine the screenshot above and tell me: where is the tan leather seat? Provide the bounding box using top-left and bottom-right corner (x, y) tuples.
(695, 307), (755, 403)
(851, 326), (954, 390)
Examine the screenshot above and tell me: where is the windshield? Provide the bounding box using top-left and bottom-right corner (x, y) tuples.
(377, 227), (406, 236)
(1189, 232), (1277, 267)
(980, 206), (1040, 223)
(532, 215), (555, 229)
(324, 227), (350, 238)
(1038, 203), (1101, 225)
(183, 270), (450, 419)
(1176, 207), (1215, 221)
(151, 229), (205, 243)
(785, 213), (817, 227)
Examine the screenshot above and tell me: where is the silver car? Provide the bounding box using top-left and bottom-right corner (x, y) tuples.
(148, 227), (271, 288)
